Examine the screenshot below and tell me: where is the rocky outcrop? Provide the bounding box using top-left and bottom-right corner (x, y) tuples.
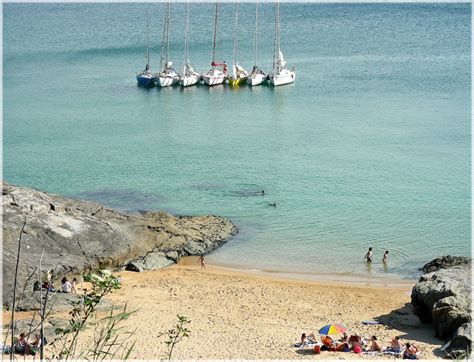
(2, 182), (237, 309)
(411, 256), (472, 358)
(420, 255), (471, 274)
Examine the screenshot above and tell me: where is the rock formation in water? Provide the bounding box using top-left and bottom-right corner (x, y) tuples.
(2, 182), (237, 309)
(411, 256), (472, 358)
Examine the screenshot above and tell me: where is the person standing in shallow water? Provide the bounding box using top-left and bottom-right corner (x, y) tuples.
(383, 250), (389, 263)
(364, 247), (373, 263)
(198, 254), (206, 270)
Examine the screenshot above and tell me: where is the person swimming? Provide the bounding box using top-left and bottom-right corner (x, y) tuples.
(383, 250), (389, 263)
(269, 202), (276, 207)
(365, 247), (373, 262)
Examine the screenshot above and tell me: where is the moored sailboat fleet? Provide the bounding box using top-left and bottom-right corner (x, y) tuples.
(136, 1), (295, 88)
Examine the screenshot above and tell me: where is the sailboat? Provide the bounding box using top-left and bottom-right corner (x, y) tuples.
(202, 2), (227, 87)
(248, 1), (266, 86)
(269, 0), (295, 87)
(179, 2), (200, 87)
(136, 11), (158, 87)
(157, 2), (179, 87)
(227, 1), (249, 86)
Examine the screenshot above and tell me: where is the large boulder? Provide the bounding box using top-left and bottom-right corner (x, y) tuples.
(411, 256), (472, 358)
(2, 182), (237, 309)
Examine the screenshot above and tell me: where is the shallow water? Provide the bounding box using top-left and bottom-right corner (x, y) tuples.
(3, 3), (471, 280)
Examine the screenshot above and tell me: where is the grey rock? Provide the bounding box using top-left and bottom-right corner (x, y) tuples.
(444, 322), (472, 358)
(126, 252), (174, 272)
(432, 296), (471, 339)
(421, 256), (471, 274)
(2, 182), (237, 310)
(411, 256), (472, 358)
(165, 251), (180, 263)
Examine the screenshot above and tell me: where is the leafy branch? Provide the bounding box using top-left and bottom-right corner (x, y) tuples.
(49, 270), (135, 360)
(158, 315), (191, 360)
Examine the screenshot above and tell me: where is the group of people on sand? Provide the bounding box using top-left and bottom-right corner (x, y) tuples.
(364, 247), (389, 263)
(35, 269), (78, 294)
(297, 333), (422, 359)
(10, 332), (44, 356)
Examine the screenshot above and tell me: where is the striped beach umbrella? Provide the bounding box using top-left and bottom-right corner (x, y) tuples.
(318, 323), (347, 335)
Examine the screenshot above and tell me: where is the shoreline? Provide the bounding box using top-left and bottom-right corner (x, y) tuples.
(179, 256), (417, 290)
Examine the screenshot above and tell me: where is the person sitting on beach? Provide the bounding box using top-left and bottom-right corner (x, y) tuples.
(349, 334), (363, 353)
(333, 341), (350, 352)
(61, 277), (72, 293)
(28, 333), (42, 355)
(14, 332), (29, 355)
(300, 333), (317, 346)
(385, 336), (403, 352)
(369, 335), (382, 352)
(71, 278), (78, 293)
(41, 269), (54, 291)
(320, 335), (335, 350)
(364, 247), (373, 263)
(403, 342), (421, 359)
(340, 332), (349, 343)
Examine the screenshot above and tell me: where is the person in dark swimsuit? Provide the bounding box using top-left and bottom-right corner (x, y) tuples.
(365, 247), (373, 263)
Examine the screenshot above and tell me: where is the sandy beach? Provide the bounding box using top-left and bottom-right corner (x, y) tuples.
(3, 257), (444, 360)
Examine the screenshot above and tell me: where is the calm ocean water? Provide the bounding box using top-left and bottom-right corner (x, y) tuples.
(3, 3), (471, 281)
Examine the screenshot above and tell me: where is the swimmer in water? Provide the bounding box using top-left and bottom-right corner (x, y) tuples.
(261, 190), (265, 196)
(269, 202), (276, 207)
(383, 250), (389, 263)
(364, 247), (373, 263)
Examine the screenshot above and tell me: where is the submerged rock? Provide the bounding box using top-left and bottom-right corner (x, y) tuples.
(411, 256), (472, 358)
(2, 182), (237, 309)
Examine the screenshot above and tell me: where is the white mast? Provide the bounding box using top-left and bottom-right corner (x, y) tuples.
(232, 1), (239, 69)
(211, 2), (219, 64)
(159, 3), (167, 69)
(145, 11), (150, 69)
(165, 1), (171, 65)
(159, 2), (171, 69)
(272, 0), (280, 75)
(183, 1), (190, 72)
(253, 1), (259, 67)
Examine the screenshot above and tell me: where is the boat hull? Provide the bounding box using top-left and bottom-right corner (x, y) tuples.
(269, 69), (295, 86)
(248, 73), (266, 86)
(136, 73), (157, 87)
(180, 74), (201, 87)
(227, 76), (247, 87)
(157, 76), (179, 87)
(202, 70), (226, 86)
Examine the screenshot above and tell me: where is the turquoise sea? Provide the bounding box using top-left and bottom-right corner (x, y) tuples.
(3, 2), (471, 282)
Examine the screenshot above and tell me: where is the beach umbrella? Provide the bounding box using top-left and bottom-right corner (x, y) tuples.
(318, 323), (347, 335)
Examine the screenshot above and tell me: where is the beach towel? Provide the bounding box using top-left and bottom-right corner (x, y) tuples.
(383, 347), (404, 357)
(290, 341), (319, 348)
(362, 320), (383, 325)
(363, 350), (385, 357)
